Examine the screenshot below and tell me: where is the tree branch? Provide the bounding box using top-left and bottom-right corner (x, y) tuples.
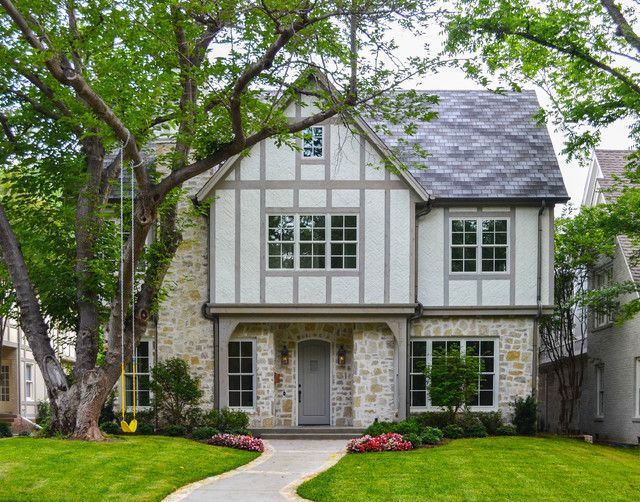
(600, 0), (640, 54)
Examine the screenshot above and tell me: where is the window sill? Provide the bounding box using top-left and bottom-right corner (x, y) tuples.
(594, 417), (604, 422)
(228, 407), (256, 413)
(591, 323), (614, 333)
(631, 418), (640, 423)
(410, 406), (499, 413)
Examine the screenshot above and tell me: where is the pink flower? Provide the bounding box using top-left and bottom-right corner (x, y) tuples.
(207, 433), (265, 452)
(346, 433), (413, 453)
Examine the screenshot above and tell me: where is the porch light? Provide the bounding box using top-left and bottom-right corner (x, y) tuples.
(337, 345), (347, 366)
(280, 345), (290, 366)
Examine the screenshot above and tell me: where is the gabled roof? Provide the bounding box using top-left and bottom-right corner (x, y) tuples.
(591, 149), (639, 283)
(371, 90), (569, 202)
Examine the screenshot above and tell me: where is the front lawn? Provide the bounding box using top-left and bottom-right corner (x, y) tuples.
(0, 435), (258, 501)
(298, 436), (640, 502)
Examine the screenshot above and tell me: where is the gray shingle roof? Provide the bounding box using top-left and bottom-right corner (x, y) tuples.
(371, 90), (569, 201)
(593, 149), (640, 282)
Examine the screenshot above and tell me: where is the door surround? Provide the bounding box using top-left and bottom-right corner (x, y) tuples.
(296, 338), (331, 426)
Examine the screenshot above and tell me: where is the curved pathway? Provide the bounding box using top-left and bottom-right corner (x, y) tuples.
(165, 439), (346, 502)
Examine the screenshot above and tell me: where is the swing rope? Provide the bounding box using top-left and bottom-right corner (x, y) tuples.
(119, 137), (138, 433)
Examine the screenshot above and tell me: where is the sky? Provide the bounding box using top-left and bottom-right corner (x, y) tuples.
(386, 23), (635, 208)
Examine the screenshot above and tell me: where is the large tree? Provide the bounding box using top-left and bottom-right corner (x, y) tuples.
(0, 0), (439, 439)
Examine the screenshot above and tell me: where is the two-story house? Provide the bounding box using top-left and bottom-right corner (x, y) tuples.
(1, 321), (74, 432)
(132, 89), (568, 430)
(577, 150), (639, 444)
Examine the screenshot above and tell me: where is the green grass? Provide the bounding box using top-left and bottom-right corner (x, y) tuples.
(298, 436), (640, 502)
(0, 435), (258, 501)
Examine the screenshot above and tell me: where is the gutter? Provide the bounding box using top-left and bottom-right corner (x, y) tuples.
(533, 200), (547, 398)
(404, 200), (432, 418)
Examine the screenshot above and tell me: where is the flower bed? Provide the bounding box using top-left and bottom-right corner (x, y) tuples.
(347, 433), (413, 453)
(206, 433), (264, 452)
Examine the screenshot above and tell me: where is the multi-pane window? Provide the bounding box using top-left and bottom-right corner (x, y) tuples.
(596, 365), (604, 417)
(0, 365), (9, 402)
(125, 341), (151, 407)
(330, 215), (357, 269)
(451, 219), (508, 273)
(593, 266), (613, 327)
(303, 126), (323, 158)
(451, 219), (477, 272)
(299, 215), (326, 269)
(410, 339), (497, 409)
(267, 214), (358, 270)
(229, 340), (255, 408)
(268, 215), (295, 269)
(24, 363), (33, 400)
(481, 220), (508, 272)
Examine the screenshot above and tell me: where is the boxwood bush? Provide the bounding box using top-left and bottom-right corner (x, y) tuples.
(442, 424), (464, 439)
(421, 426), (444, 445)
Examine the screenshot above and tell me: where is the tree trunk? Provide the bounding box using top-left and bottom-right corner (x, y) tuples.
(49, 366), (119, 440)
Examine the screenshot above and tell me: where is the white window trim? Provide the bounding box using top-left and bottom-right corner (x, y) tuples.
(409, 338), (499, 412)
(228, 339), (257, 411)
(595, 364), (604, 418)
(302, 126), (325, 159)
(24, 363), (34, 401)
(266, 213), (359, 271)
(124, 340), (154, 411)
(593, 265), (614, 329)
(449, 217), (510, 274)
(0, 364), (9, 402)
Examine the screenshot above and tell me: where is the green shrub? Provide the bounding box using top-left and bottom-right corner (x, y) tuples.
(442, 424), (464, 439)
(163, 424), (188, 437)
(36, 401), (51, 428)
(363, 421), (396, 437)
(496, 424), (517, 436)
(475, 411), (503, 436)
(203, 408), (250, 434)
(421, 426), (444, 445)
(136, 422), (155, 435)
(412, 412), (452, 430)
(394, 418), (421, 436)
(512, 395), (537, 435)
(458, 413), (487, 437)
(0, 422), (12, 437)
(151, 358), (203, 426)
(192, 426), (219, 440)
(100, 421), (120, 435)
(402, 432), (422, 448)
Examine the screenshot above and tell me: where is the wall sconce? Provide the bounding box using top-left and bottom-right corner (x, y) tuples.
(280, 345), (290, 366)
(337, 345), (347, 366)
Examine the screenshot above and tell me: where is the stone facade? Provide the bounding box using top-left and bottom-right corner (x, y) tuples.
(230, 323), (357, 428)
(156, 166), (215, 406)
(411, 317), (535, 419)
(352, 324), (397, 427)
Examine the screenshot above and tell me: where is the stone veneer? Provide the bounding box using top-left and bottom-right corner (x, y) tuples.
(352, 324), (397, 427)
(156, 163), (215, 406)
(411, 317), (535, 418)
(230, 323), (356, 428)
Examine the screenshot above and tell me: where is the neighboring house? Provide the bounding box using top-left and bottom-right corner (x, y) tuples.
(545, 149), (640, 444)
(0, 321), (74, 431)
(126, 88), (568, 429)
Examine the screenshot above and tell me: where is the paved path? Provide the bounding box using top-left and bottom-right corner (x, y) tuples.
(166, 439), (347, 502)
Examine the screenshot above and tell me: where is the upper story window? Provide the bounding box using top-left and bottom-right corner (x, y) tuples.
(268, 214), (358, 270)
(593, 266), (613, 328)
(451, 218), (508, 273)
(635, 357), (640, 418)
(303, 126), (324, 158)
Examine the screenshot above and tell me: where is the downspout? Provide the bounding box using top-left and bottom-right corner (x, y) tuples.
(405, 199), (432, 418)
(17, 322), (21, 422)
(195, 195), (220, 411)
(533, 200), (547, 398)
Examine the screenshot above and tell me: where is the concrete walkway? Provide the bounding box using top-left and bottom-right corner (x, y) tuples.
(165, 439), (347, 502)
